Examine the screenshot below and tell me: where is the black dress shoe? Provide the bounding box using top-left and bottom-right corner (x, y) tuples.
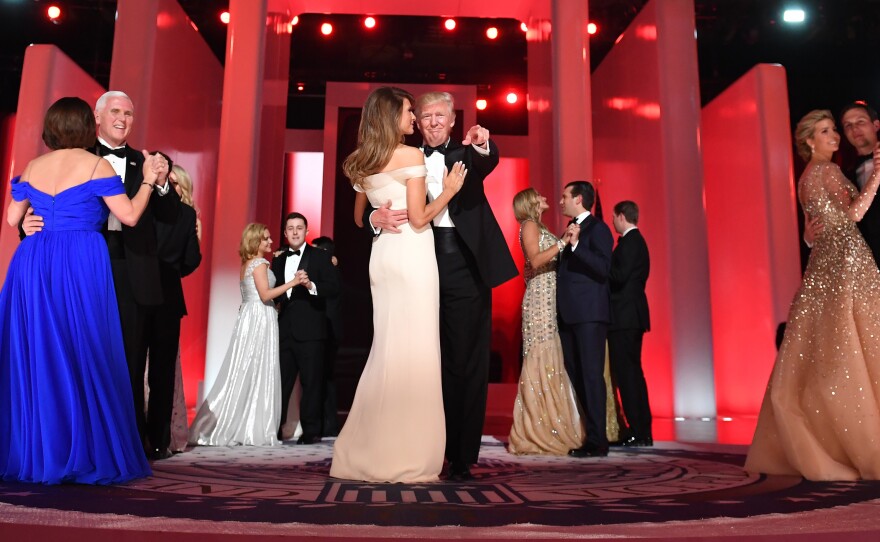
(621, 436), (654, 447)
(148, 448), (172, 461)
(568, 445), (609, 458)
(296, 435), (322, 445)
(447, 463), (474, 481)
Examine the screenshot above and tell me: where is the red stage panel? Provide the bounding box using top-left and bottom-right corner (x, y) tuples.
(592, 0), (713, 419)
(702, 64), (800, 417)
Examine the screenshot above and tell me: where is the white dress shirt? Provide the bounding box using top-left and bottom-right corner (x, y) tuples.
(570, 211), (591, 251)
(284, 245), (317, 298)
(424, 139), (491, 227)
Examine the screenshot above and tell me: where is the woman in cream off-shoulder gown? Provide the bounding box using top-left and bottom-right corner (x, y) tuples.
(330, 86), (466, 483)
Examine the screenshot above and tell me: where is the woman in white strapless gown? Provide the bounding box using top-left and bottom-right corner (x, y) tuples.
(188, 224), (302, 447)
(330, 87), (467, 482)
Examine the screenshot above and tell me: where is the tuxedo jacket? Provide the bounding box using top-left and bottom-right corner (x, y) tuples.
(271, 244), (340, 342)
(608, 228), (650, 331)
(435, 139), (518, 288)
(154, 204), (201, 317)
(845, 159), (880, 267)
(556, 214), (613, 325)
(96, 145), (181, 306)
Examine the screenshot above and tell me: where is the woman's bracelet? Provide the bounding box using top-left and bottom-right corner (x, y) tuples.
(557, 239), (565, 252)
(141, 181), (155, 188)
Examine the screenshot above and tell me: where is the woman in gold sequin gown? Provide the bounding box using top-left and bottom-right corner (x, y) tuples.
(745, 110), (880, 481)
(508, 189), (586, 454)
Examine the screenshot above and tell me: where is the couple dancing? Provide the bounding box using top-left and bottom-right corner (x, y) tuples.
(330, 87), (517, 483)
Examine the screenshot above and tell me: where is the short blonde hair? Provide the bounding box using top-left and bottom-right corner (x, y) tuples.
(172, 165), (195, 208)
(239, 223), (267, 263)
(513, 188), (545, 225)
(795, 109), (834, 162)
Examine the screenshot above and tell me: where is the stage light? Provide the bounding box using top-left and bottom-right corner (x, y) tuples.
(364, 16), (376, 29)
(444, 19), (456, 31)
(219, 11), (230, 24)
(291, 16), (299, 26)
(520, 22), (528, 32)
(321, 22), (333, 36)
(783, 8), (806, 23)
(486, 27), (498, 40)
(297, 83), (304, 92)
(476, 99), (488, 111)
(506, 92), (518, 105)
(587, 22), (598, 35)
(47, 5), (61, 22)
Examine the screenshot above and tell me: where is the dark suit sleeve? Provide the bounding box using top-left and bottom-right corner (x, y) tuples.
(150, 184), (181, 223)
(271, 257), (287, 305)
(179, 211), (202, 278)
(570, 220), (613, 281)
(465, 139), (500, 182)
(361, 203), (380, 237)
(312, 250), (340, 298)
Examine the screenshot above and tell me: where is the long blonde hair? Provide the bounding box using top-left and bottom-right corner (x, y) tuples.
(342, 86), (414, 189)
(794, 109), (834, 162)
(239, 223), (267, 263)
(172, 165), (195, 207)
(513, 188), (547, 229)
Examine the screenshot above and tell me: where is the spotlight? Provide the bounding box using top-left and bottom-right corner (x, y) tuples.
(47, 5), (61, 22)
(364, 16), (376, 29)
(782, 8), (806, 23)
(506, 92), (518, 105)
(219, 11), (230, 24)
(321, 22), (333, 36)
(486, 27), (498, 40)
(587, 22), (598, 35)
(444, 19), (456, 31)
(297, 83), (304, 91)
(291, 16), (299, 26)
(520, 22), (528, 32)
(476, 99), (488, 111)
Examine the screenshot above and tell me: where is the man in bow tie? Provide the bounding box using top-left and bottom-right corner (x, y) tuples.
(557, 181), (613, 458)
(271, 212), (339, 444)
(368, 91), (517, 480)
(94, 91), (182, 460)
(841, 102), (880, 266)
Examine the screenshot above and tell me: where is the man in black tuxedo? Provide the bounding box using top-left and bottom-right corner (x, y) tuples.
(557, 180), (613, 458)
(841, 102), (880, 265)
(311, 236), (342, 436)
(271, 213), (340, 444)
(92, 91), (180, 459)
(368, 91), (517, 480)
(608, 200), (652, 447)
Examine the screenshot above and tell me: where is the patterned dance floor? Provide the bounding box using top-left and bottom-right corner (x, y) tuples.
(2, 437), (880, 534)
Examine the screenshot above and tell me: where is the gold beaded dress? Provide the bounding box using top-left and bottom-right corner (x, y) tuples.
(745, 161), (880, 480)
(509, 221), (585, 454)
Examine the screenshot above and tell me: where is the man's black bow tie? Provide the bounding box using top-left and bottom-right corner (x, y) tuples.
(568, 218), (580, 226)
(423, 144), (447, 157)
(288, 248), (301, 256)
(856, 153), (873, 166)
(98, 143), (126, 159)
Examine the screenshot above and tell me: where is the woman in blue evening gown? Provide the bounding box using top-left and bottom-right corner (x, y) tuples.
(0, 97), (159, 484)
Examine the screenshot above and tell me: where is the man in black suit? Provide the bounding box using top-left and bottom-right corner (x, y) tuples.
(311, 236), (342, 437)
(92, 91), (180, 459)
(557, 180), (613, 458)
(271, 213), (340, 444)
(368, 92), (517, 480)
(841, 102), (880, 265)
(608, 200), (652, 447)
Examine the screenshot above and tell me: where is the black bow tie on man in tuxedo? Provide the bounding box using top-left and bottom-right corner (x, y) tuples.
(98, 143), (126, 158)
(855, 153), (873, 166)
(423, 144), (447, 157)
(568, 218), (580, 226)
(288, 248), (301, 256)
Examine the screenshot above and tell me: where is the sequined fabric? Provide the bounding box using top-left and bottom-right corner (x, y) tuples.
(509, 221), (585, 454)
(745, 161), (880, 480)
(188, 258), (281, 447)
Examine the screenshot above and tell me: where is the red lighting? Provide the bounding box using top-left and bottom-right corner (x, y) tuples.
(444, 19), (456, 31)
(587, 22), (598, 35)
(520, 22), (528, 32)
(47, 5), (61, 20)
(321, 22), (333, 36)
(486, 27), (499, 40)
(219, 11), (230, 24)
(476, 99), (488, 111)
(506, 92), (518, 105)
(364, 16), (376, 29)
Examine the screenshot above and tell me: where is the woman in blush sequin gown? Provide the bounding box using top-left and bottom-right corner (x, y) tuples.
(745, 110), (880, 480)
(508, 188), (585, 455)
(188, 224), (301, 447)
(330, 87), (466, 482)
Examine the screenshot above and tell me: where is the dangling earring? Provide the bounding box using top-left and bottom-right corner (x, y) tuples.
(810, 145), (815, 153)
